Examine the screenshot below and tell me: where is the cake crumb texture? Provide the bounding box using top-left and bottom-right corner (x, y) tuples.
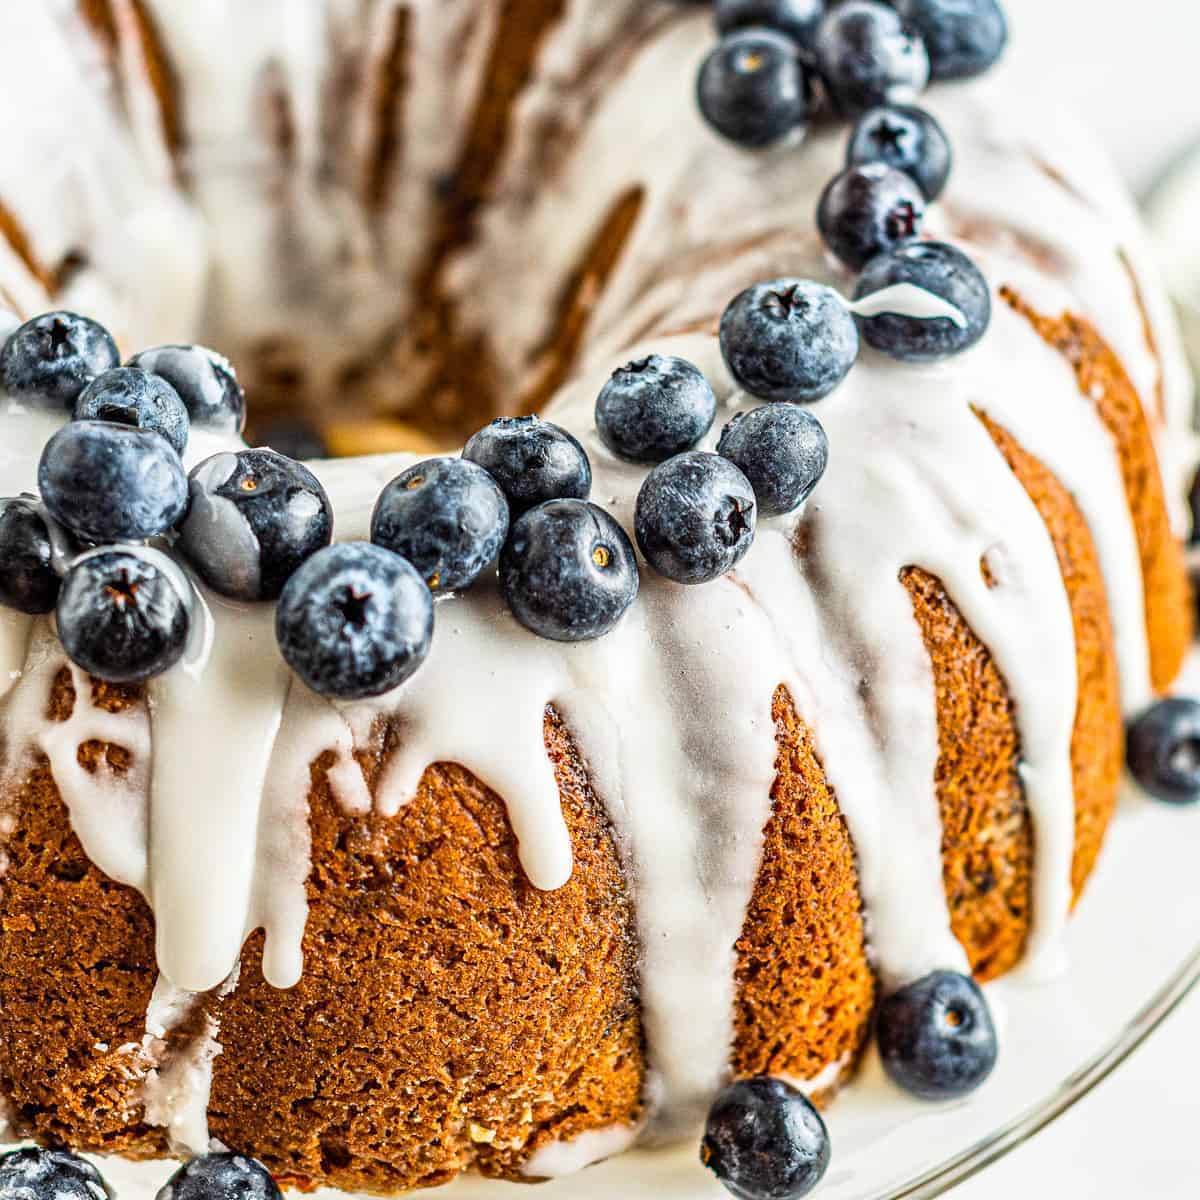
(732, 687), (875, 1097)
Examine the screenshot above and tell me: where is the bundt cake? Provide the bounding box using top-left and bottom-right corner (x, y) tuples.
(0, 1), (1195, 1196)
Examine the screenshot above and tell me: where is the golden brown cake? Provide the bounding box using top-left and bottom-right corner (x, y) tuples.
(0, 2), (1194, 1196)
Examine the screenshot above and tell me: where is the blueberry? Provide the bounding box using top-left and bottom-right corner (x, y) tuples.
(371, 458), (509, 594)
(596, 355), (717, 464)
(276, 542), (433, 700)
(854, 240), (991, 360)
(58, 550), (190, 683)
(179, 449), (334, 602)
(500, 500), (638, 641)
(891, 0), (1007, 79)
(697, 29), (811, 149)
(717, 406), (828, 517)
(876, 970), (998, 1100)
(154, 1152), (281, 1200)
(818, 162), (925, 270)
(847, 104), (951, 200)
(462, 416), (591, 515)
(0, 311), (118, 409)
(0, 1146), (112, 1200)
(720, 279), (859, 403)
(635, 452), (756, 584)
(814, 1), (929, 116)
(0, 498), (61, 614)
(1126, 698), (1200, 805)
(715, 0), (826, 50)
(74, 366), (190, 456)
(127, 343), (246, 435)
(39, 420), (189, 543)
(700, 1077), (830, 1200)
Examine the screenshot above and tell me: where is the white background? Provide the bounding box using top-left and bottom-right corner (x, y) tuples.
(960, 2), (1200, 1196)
(1005, 0), (1198, 193)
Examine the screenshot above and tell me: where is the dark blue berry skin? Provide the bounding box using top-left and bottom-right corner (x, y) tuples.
(892, 0), (1007, 79)
(462, 416), (591, 515)
(0, 311), (118, 410)
(179, 449), (334, 602)
(0, 498), (61, 614)
(854, 240), (991, 361)
(500, 500), (639, 642)
(720, 279), (859, 404)
(715, 0), (825, 50)
(1126, 698), (1200, 805)
(154, 1153), (281, 1200)
(372, 457), (510, 593)
(847, 104), (952, 201)
(877, 970), (998, 1100)
(697, 29), (811, 149)
(701, 1077), (830, 1200)
(39, 420), (189, 543)
(127, 343), (246, 435)
(58, 551), (190, 683)
(814, 1), (929, 116)
(276, 542), (433, 701)
(596, 355), (717, 464)
(818, 162), (925, 270)
(0, 1146), (112, 1200)
(717, 406), (829, 517)
(635, 452), (756, 585)
(74, 366), (190, 456)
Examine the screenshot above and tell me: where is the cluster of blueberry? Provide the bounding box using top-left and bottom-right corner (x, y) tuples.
(695, 0), (1002, 375)
(0, 309), (796, 698)
(0, 1147), (277, 1200)
(0, 312), (251, 683)
(701, 968), (997, 1199)
(0, 265), (987, 705)
(588, 348), (822, 597)
(814, 99), (996, 366)
(382, 389), (816, 652)
(696, 0), (1007, 148)
(0, 311), (428, 700)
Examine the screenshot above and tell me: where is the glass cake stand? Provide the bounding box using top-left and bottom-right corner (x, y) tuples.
(73, 729), (1200, 1200)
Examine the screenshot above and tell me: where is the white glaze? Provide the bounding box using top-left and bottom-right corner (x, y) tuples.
(0, 615), (31, 704)
(845, 283), (968, 327)
(146, 589), (290, 992)
(0, 4), (205, 343)
(1, 630), (152, 891)
(140, 976), (223, 1157)
(520, 1124), (640, 1179)
(0, 0), (1191, 1179)
(141, 1013), (222, 1157)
